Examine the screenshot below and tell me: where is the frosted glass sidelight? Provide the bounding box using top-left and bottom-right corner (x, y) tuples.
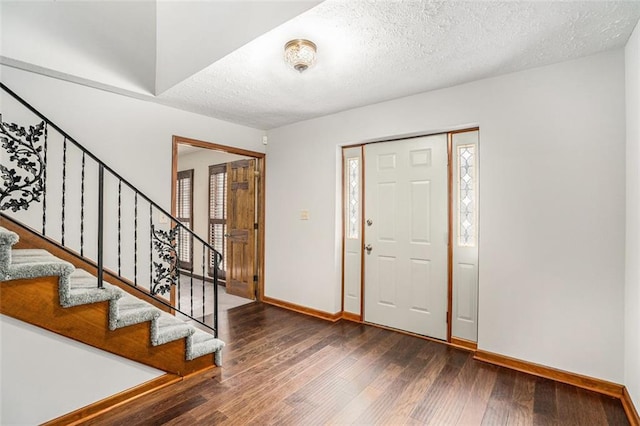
(458, 145), (476, 247)
(347, 157), (359, 239)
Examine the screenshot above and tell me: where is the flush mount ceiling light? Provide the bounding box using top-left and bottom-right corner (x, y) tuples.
(284, 39), (317, 72)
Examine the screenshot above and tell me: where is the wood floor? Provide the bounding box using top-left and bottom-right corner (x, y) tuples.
(86, 303), (629, 426)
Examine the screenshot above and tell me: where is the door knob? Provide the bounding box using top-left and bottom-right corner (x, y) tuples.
(364, 244), (373, 254)
(366, 219), (373, 226)
(224, 233), (231, 237)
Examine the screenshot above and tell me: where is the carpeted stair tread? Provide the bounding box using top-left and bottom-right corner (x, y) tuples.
(0, 227), (19, 276)
(151, 312), (196, 346)
(186, 329), (225, 362)
(65, 269), (123, 308)
(10, 249), (55, 262)
(2, 247), (75, 283)
(0, 226), (19, 246)
(111, 293), (161, 330)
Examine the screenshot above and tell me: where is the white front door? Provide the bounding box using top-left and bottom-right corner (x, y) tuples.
(363, 135), (448, 339)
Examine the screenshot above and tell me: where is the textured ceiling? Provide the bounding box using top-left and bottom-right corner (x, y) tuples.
(2, 1), (640, 130)
(158, 0), (640, 129)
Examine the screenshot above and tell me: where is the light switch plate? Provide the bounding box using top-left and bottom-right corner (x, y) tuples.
(158, 213), (169, 224)
(300, 209), (309, 220)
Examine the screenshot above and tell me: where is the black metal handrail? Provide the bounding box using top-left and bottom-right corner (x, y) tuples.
(0, 82), (221, 336)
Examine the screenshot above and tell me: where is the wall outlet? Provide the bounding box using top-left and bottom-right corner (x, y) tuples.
(300, 209), (309, 220)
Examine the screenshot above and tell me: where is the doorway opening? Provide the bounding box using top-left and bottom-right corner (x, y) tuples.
(341, 128), (479, 345)
(171, 136), (266, 317)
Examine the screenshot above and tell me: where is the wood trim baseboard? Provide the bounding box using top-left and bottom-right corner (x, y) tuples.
(342, 312), (362, 322)
(623, 387), (640, 426)
(262, 296), (341, 322)
(474, 350), (623, 398)
(42, 374), (181, 426)
(450, 337), (477, 351)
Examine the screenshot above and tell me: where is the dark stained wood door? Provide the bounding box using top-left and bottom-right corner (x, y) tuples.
(226, 159), (256, 299)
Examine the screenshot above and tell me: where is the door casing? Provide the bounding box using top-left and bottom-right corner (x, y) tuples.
(171, 135), (266, 302)
(341, 128), (479, 343)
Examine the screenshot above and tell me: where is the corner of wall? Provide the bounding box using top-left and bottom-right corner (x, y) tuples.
(625, 17), (640, 414)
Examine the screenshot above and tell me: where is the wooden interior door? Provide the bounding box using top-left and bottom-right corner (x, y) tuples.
(226, 159), (256, 299)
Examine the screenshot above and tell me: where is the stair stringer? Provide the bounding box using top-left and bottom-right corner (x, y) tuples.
(0, 275), (215, 376)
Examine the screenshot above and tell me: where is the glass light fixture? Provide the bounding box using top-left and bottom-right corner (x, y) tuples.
(284, 39), (317, 72)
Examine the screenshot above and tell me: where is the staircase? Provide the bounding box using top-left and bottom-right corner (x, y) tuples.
(0, 82), (227, 423)
(0, 225), (224, 372)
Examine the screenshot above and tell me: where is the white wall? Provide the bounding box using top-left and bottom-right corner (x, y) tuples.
(625, 20), (640, 410)
(266, 49), (626, 383)
(0, 315), (162, 424)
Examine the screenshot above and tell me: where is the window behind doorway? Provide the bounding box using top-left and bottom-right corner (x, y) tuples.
(176, 169), (194, 270)
(209, 164), (227, 279)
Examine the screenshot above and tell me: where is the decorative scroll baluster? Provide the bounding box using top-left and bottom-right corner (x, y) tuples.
(118, 179), (122, 276)
(61, 137), (67, 245)
(80, 152), (85, 255)
(42, 123), (48, 235)
(150, 224), (177, 295)
(0, 118), (45, 212)
(134, 193), (138, 286)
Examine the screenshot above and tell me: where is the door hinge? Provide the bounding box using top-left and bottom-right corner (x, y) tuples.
(254, 223), (259, 230)
(253, 275), (259, 282)
(446, 312), (449, 323)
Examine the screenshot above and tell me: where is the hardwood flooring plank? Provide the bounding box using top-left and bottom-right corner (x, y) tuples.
(410, 349), (475, 423)
(452, 362), (499, 425)
(327, 363), (404, 425)
(601, 393), (631, 426)
(533, 376), (559, 426)
(377, 346), (449, 424)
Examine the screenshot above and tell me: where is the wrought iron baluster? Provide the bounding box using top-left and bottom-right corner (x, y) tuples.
(190, 234), (194, 317)
(118, 179), (122, 276)
(214, 253), (219, 337)
(97, 165), (104, 289)
(80, 152), (85, 256)
(42, 123), (48, 235)
(149, 204), (153, 290)
(61, 137), (67, 245)
(134, 193), (138, 286)
(176, 262), (182, 310)
(202, 244), (206, 320)
(177, 244), (181, 310)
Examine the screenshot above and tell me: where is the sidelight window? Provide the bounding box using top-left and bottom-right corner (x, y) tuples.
(347, 157), (360, 239)
(457, 145), (476, 247)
